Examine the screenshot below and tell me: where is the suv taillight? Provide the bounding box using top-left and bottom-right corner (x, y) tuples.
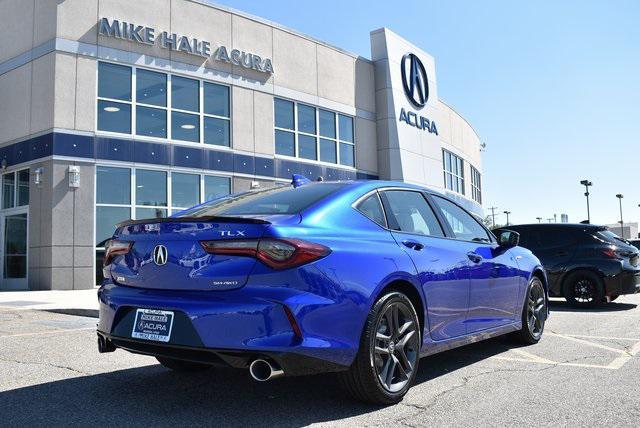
(104, 240), (133, 266)
(200, 238), (330, 269)
(602, 248), (621, 259)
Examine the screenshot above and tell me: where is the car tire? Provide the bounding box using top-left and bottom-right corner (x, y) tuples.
(563, 270), (605, 308)
(608, 295), (619, 302)
(339, 291), (421, 405)
(513, 276), (547, 344)
(156, 357), (212, 372)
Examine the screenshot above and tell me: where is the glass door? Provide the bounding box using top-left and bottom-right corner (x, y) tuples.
(0, 211), (28, 290)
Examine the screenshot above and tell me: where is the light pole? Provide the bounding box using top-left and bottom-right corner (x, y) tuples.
(503, 210), (511, 226)
(616, 194), (624, 238)
(580, 180), (592, 224)
(536, 217), (542, 223)
(553, 213), (557, 223)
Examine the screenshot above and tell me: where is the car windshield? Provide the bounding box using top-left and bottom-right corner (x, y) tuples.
(176, 183), (347, 217)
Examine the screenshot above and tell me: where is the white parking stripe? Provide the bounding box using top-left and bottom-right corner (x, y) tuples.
(546, 332), (628, 355)
(607, 340), (640, 370)
(558, 333), (640, 341)
(0, 327), (95, 339)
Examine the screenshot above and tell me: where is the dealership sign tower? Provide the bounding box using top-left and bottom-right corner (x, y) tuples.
(371, 29), (443, 186)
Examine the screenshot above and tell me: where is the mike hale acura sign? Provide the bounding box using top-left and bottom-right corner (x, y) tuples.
(98, 17), (274, 74)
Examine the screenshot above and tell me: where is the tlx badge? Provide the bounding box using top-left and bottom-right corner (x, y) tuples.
(220, 230), (246, 237)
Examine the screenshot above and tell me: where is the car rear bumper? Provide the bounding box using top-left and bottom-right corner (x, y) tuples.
(605, 269), (640, 296)
(97, 282), (357, 374)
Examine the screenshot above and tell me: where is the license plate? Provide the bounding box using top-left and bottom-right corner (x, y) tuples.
(131, 309), (174, 343)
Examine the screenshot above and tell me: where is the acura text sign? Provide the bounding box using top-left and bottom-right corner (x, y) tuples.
(98, 18), (274, 74)
(399, 52), (437, 135)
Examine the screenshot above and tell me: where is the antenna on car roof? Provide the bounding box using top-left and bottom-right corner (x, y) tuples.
(291, 174), (311, 188)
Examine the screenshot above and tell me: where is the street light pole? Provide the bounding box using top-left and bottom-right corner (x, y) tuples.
(536, 217), (542, 223)
(503, 210), (511, 226)
(616, 194), (624, 238)
(553, 213), (557, 223)
(580, 180), (592, 223)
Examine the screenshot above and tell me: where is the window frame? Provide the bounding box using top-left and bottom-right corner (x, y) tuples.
(442, 149), (465, 195)
(273, 97), (356, 169)
(94, 165), (232, 249)
(470, 165), (482, 204)
(1, 169), (30, 210)
(354, 191), (388, 228)
(96, 61), (232, 148)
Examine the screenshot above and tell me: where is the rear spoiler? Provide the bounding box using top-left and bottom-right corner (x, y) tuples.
(116, 216), (271, 227)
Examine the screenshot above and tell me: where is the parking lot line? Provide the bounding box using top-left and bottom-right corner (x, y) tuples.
(0, 327), (95, 339)
(546, 332), (628, 355)
(607, 340), (640, 370)
(557, 333), (640, 341)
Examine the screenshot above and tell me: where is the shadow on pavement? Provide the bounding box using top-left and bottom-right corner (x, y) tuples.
(0, 337), (517, 427)
(549, 300), (637, 313)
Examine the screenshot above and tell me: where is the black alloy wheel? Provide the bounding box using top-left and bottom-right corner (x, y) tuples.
(340, 291), (421, 405)
(513, 276), (547, 344)
(564, 270), (605, 308)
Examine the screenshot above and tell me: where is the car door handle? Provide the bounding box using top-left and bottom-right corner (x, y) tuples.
(402, 240), (424, 251)
(467, 251), (483, 263)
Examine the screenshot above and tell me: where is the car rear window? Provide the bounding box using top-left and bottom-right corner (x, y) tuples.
(176, 183), (346, 217)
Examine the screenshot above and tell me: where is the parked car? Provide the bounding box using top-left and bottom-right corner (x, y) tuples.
(630, 239), (640, 251)
(494, 224), (640, 307)
(97, 180), (547, 404)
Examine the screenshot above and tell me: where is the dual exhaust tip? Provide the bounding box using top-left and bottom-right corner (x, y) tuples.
(249, 359), (284, 381)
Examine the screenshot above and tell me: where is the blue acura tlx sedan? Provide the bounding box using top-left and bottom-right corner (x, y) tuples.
(97, 178), (548, 404)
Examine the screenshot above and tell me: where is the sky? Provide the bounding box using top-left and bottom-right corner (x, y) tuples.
(215, 0), (640, 226)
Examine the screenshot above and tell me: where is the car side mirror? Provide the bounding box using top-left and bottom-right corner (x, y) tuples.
(497, 230), (520, 248)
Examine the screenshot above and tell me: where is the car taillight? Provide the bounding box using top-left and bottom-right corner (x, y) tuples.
(602, 248), (621, 259)
(200, 238), (330, 269)
(104, 240), (133, 266)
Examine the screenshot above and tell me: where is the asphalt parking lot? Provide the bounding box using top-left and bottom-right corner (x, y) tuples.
(1, 295), (639, 427)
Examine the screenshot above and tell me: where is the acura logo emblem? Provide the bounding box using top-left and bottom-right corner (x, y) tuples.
(401, 53), (429, 109)
(152, 245), (168, 266)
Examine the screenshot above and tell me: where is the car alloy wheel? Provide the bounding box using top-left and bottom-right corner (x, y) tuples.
(573, 278), (597, 304)
(371, 300), (420, 393)
(526, 280), (546, 339)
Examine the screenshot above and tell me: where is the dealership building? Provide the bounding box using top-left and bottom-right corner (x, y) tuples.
(0, 0), (483, 290)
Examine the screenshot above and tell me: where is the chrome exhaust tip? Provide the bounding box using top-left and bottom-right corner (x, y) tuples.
(249, 359), (284, 381)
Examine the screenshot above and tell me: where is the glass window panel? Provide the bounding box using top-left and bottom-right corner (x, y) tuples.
(274, 98), (294, 129)
(2, 173), (15, 209)
(136, 106), (167, 138)
(357, 194), (386, 227)
(136, 169), (167, 206)
(136, 69), (166, 106)
(275, 130), (295, 156)
(98, 100), (131, 134)
(204, 176), (231, 202)
(4, 214), (28, 278)
(171, 111), (200, 142)
(339, 143), (354, 167)
(172, 172), (200, 208)
(433, 195), (490, 242)
(97, 166), (131, 205)
(319, 110), (336, 138)
(204, 82), (230, 117)
(136, 207), (167, 220)
(298, 135), (317, 160)
(338, 114), (354, 142)
(204, 117), (230, 146)
(171, 76), (199, 112)
(17, 169), (29, 206)
(98, 62), (131, 101)
(95, 206), (131, 245)
(297, 104), (316, 134)
(381, 191), (444, 237)
(320, 138), (337, 163)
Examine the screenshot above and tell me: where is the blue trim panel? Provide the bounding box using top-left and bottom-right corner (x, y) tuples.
(0, 132), (379, 182)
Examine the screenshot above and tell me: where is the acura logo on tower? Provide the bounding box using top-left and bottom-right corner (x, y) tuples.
(401, 53), (429, 109)
(152, 245), (168, 266)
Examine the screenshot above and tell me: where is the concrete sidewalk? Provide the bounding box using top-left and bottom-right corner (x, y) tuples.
(0, 289), (99, 317)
